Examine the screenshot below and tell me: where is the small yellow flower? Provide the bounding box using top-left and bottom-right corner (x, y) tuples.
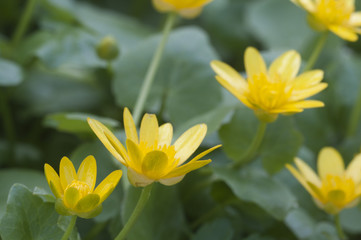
(211, 47), (327, 122)
(286, 147), (361, 214)
(292, 0), (361, 41)
(152, 0), (212, 18)
(88, 108), (220, 187)
(44, 156), (122, 218)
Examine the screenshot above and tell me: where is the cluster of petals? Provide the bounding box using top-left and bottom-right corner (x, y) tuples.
(44, 156), (122, 218)
(292, 0), (361, 41)
(88, 108), (220, 187)
(211, 47), (327, 122)
(152, 0), (212, 18)
(286, 147), (361, 214)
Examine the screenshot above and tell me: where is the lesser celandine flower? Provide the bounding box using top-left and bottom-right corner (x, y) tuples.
(88, 108), (220, 187)
(211, 47), (327, 122)
(286, 147), (361, 214)
(152, 0), (212, 18)
(44, 156), (122, 218)
(292, 0), (361, 41)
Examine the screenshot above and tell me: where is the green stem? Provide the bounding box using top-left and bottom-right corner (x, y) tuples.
(132, 12), (177, 125)
(347, 82), (361, 136)
(303, 31), (328, 72)
(114, 184), (153, 240)
(334, 214), (347, 240)
(233, 121), (267, 169)
(0, 89), (16, 162)
(12, 0), (38, 46)
(61, 215), (77, 240)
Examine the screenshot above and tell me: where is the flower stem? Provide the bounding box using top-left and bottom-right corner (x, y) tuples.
(132, 12), (177, 125)
(233, 121), (267, 169)
(334, 214), (347, 240)
(12, 0), (38, 46)
(303, 31), (328, 72)
(0, 88), (16, 162)
(61, 215), (77, 240)
(347, 83), (361, 137)
(114, 184), (153, 240)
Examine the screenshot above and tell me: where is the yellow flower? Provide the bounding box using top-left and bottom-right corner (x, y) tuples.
(152, 0), (212, 18)
(88, 108), (220, 187)
(211, 47), (327, 122)
(292, 0), (361, 41)
(286, 147), (361, 214)
(44, 156), (122, 218)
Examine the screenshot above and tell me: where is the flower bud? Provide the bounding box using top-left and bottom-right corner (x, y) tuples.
(96, 36), (120, 61)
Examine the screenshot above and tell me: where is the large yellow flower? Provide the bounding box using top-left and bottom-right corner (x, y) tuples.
(88, 108), (220, 187)
(44, 156), (122, 218)
(211, 47), (327, 122)
(292, 0), (361, 41)
(286, 147), (361, 214)
(152, 0), (212, 18)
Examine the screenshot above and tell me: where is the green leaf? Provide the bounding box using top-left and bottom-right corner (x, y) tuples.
(192, 218), (234, 240)
(121, 184), (186, 240)
(113, 27), (222, 127)
(340, 207), (361, 234)
(213, 167), (297, 220)
(0, 184), (78, 240)
(0, 58), (23, 86)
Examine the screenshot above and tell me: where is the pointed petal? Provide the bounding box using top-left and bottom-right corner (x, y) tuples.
(350, 12), (361, 26)
(293, 70), (324, 89)
(294, 157), (321, 187)
(123, 107), (139, 144)
(215, 76), (251, 107)
(127, 168), (154, 187)
(282, 100), (325, 110)
(44, 164), (63, 197)
(158, 123), (173, 146)
(140, 114), (159, 146)
(189, 145), (221, 163)
(210, 60), (248, 92)
(60, 157), (77, 190)
(159, 175), (185, 186)
(94, 170), (122, 203)
(318, 147), (345, 180)
(290, 83), (328, 101)
(77, 156), (97, 191)
(269, 50), (301, 81)
(64, 187), (80, 209)
(164, 160), (211, 179)
(126, 139), (143, 171)
(329, 25), (358, 42)
(88, 118), (128, 165)
(346, 153), (361, 184)
(244, 47), (267, 78)
(174, 124), (207, 165)
(75, 194), (100, 213)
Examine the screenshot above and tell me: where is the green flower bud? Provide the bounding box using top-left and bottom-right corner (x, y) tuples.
(96, 36), (120, 61)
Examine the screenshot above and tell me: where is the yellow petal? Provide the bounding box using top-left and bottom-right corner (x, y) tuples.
(88, 118), (128, 165)
(127, 168), (154, 187)
(158, 123), (173, 146)
(152, 0), (173, 12)
(164, 160), (211, 179)
(159, 175), (185, 186)
(44, 164), (63, 197)
(346, 153), (361, 184)
(244, 47), (267, 78)
(329, 25), (358, 42)
(75, 194), (100, 213)
(290, 83), (328, 101)
(140, 114), (159, 146)
(189, 145), (221, 163)
(215, 76), (252, 108)
(210, 60), (248, 92)
(317, 147), (345, 181)
(123, 107), (139, 144)
(292, 70), (324, 89)
(126, 139), (143, 170)
(77, 155), (97, 191)
(141, 151), (169, 179)
(64, 186), (80, 209)
(174, 124), (207, 165)
(269, 50), (301, 81)
(294, 157), (321, 187)
(60, 157), (77, 190)
(350, 12), (361, 26)
(179, 7), (203, 19)
(282, 100), (325, 110)
(94, 170), (122, 203)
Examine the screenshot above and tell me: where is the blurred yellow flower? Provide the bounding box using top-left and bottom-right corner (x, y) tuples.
(44, 156), (122, 218)
(152, 0), (212, 18)
(292, 0), (361, 41)
(211, 47), (327, 122)
(286, 147), (361, 214)
(88, 108), (220, 187)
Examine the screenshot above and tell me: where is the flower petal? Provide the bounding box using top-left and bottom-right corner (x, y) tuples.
(188, 144), (221, 163)
(64, 186), (80, 209)
(244, 47), (267, 78)
(127, 168), (154, 187)
(141, 151), (169, 179)
(290, 83), (328, 101)
(174, 124), (207, 165)
(152, 0), (173, 12)
(44, 164), (63, 197)
(75, 194), (100, 213)
(60, 157), (77, 190)
(159, 175), (185, 186)
(77, 155), (97, 191)
(140, 114), (159, 147)
(346, 153), (361, 184)
(294, 157), (321, 187)
(329, 25), (358, 42)
(158, 123), (173, 146)
(269, 50), (301, 81)
(123, 107), (139, 144)
(292, 70), (324, 89)
(317, 147), (345, 180)
(164, 160), (211, 179)
(350, 12), (361, 26)
(94, 170), (122, 203)
(282, 100), (325, 110)
(179, 7), (203, 19)
(126, 139), (144, 170)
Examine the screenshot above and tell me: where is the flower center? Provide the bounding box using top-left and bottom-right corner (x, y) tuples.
(315, 0), (352, 26)
(321, 175), (355, 206)
(67, 180), (91, 198)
